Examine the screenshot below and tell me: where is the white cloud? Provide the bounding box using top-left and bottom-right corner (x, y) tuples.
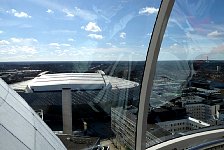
(147, 32), (152, 36)
(82, 22), (101, 32)
(0, 40), (10, 45)
(7, 9), (31, 18)
(62, 7), (97, 20)
(61, 43), (71, 47)
(120, 42), (126, 45)
(207, 30), (224, 38)
(170, 43), (179, 49)
(120, 32), (126, 39)
(0, 30), (3, 34)
(49, 43), (60, 47)
(62, 9), (75, 17)
(0, 37), (38, 56)
(68, 38), (75, 42)
(15, 12), (31, 18)
(20, 46), (37, 54)
(139, 7), (159, 15)
(88, 34), (103, 40)
(46, 9), (54, 14)
(49, 43), (71, 47)
(10, 37), (38, 43)
(106, 42), (116, 48)
(10, 38), (21, 43)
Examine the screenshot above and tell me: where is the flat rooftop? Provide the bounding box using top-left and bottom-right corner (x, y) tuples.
(27, 73), (106, 92)
(11, 71), (139, 92)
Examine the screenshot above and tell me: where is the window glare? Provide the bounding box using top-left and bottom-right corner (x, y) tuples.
(0, 0), (161, 150)
(147, 0), (224, 149)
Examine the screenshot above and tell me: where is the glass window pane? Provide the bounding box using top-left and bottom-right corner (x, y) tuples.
(147, 0), (224, 149)
(0, 0), (161, 149)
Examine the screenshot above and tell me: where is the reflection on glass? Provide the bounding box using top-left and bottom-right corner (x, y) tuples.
(147, 0), (224, 149)
(0, 0), (161, 150)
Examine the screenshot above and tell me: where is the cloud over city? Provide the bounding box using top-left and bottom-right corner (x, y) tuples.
(139, 7), (159, 15)
(81, 22), (102, 32)
(88, 34), (103, 40)
(6, 9), (31, 18)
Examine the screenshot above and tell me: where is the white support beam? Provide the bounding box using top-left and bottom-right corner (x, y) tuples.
(62, 88), (73, 134)
(147, 128), (224, 150)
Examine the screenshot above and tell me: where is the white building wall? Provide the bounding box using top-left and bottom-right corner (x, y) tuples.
(185, 103), (220, 123)
(157, 117), (210, 133)
(111, 107), (136, 150)
(0, 79), (66, 150)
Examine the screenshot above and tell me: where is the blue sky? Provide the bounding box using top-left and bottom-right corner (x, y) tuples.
(0, 0), (224, 61)
(159, 0), (224, 60)
(0, 0), (160, 61)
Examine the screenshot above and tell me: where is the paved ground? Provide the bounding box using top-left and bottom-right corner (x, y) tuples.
(100, 139), (118, 150)
(57, 134), (100, 150)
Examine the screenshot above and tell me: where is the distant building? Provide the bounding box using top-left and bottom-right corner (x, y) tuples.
(217, 65), (221, 72)
(147, 105), (187, 124)
(185, 103), (220, 124)
(182, 96), (222, 125)
(157, 117), (210, 133)
(8, 71), (140, 149)
(111, 107), (137, 150)
(181, 96), (204, 106)
(111, 107), (171, 150)
(146, 104), (210, 142)
(25, 71), (138, 92)
(18, 71), (139, 114)
(10, 71), (140, 136)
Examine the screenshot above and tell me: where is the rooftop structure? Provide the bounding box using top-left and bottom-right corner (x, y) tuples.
(11, 71), (139, 93)
(26, 73), (106, 92)
(185, 103), (220, 125)
(9, 71), (140, 141)
(157, 117), (210, 134)
(148, 105), (187, 124)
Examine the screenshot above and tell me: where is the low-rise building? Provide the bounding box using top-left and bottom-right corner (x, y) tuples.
(185, 103), (220, 123)
(111, 106), (137, 150)
(183, 97), (222, 125)
(111, 107), (171, 150)
(180, 95), (224, 125)
(157, 117), (210, 133)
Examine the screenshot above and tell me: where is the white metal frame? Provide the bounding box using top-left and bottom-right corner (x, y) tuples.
(136, 0), (175, 149)
(147, 128), (224, 150)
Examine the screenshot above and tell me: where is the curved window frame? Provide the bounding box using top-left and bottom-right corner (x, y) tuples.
(136, 0), (175, 149)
